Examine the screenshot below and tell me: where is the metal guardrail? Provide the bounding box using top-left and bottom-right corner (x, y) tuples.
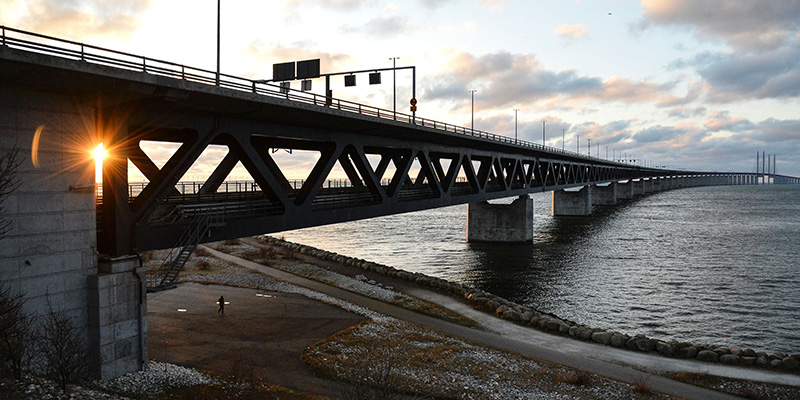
(1, 25), (626, 166)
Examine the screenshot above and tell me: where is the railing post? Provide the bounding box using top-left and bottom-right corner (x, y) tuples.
(1, 26), (5, 46)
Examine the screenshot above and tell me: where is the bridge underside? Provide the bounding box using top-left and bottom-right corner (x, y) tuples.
(96, 92), (762, 256)
(100, 107), (655, 255)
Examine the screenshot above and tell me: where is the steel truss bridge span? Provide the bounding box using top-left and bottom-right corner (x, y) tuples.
(0, 26), (793, 257)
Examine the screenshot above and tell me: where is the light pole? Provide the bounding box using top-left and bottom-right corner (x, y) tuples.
(562, 128), (565, 151)
(587, 138), (591, 156)
(542, 121), (546, 146)
(216, 0), (221, 86)
(513, 109), (519, 141)
(577, 135), (580, 153)
(469, 90), (477, 131)
(389, 57), (399, 115)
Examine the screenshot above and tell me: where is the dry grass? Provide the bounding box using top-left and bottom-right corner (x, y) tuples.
(554, 371), (592, 386)
(302, 319), (676, 400)
(632, 375), (654, 395)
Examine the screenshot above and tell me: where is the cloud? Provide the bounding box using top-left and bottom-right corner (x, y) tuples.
(289, 0), (376, 10)
(13, 0), (153, 40)
(703, 111), (755, 132)
(554, 24), (589, 43)
(342, 13), (412, 37)
(640, 0), (800, 49)
(423, 50), (672, 110)
(244, 40), (352, 78)
(419, 0), (454, 8)
(478, 0), (505, 12)
(692, 41), (800, 102)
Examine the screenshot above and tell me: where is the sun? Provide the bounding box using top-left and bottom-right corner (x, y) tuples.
(93, 143), (106, 183)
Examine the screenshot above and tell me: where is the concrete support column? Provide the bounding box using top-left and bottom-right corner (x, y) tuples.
(652, 178), (662, 192)
(617, 180), (635, 199)
(89, 256), (148, 380)
(592, 183), (617, 206)
(467, 195), (533, 243)
(634, 179), (646, 196)
(552, 186), (592, 216)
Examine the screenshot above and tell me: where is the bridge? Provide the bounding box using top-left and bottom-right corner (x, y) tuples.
(1, 26), (798, 380)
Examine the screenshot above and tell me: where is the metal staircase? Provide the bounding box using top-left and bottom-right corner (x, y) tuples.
(147, 212), (222, 292)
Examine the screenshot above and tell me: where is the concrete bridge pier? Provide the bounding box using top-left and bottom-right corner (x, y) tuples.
(617, 180), (635, 199)
(467, 195), (533, 243)
(90, 256), (148, 380)
(633, 179), (646, 196)
(651, 178), (663, 192)
(0, 88), (147, 380)
(592, 183), (617, 206)
(552, 186), (592, 216)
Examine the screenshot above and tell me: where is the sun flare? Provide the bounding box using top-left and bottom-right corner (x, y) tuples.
(93, 143), (106, 183)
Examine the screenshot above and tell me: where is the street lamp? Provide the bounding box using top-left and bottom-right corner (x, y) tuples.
(542, 121), (546, 146)
(389, 57), (399, 115)
(513, 109), (520, 141)
(576, 135), (580, 153)
(216, 0), (221, 86)
(562, 128), (565, 151)
(469, 90), (477, 131)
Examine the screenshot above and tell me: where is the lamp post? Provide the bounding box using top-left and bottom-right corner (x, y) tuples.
(513, 109), (519, 141)
(469, 90), (477, 131)
(542, 121), (546, 146)
(577, 135), (579, 153)
(562, 128), (565, 151)
(216, 0), (220, 86)
(389, 57), (399, 115)
(587, 138), (591, 156)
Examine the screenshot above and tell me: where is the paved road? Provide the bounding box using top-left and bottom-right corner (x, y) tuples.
(204, 244), (753, 400)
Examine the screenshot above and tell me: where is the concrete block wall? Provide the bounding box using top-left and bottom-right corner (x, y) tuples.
(89, 257), (147, 379)
(0, 88), (97, 329)
(0, 88), (146, 379)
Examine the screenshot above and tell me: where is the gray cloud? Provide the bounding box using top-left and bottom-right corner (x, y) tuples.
(691, 41), (800, 102)
(423, 51), (671, 110)
(342, 14), (412, 37)
(640, 0), (800, 50)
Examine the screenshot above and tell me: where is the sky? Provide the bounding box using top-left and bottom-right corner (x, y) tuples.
(2, 0), (800, 180)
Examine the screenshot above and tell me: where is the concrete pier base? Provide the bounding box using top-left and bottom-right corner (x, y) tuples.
(634, 179), (646, 196)
(552, 186), (592, 216)
(467, 196), (533, 243)
(89, 256), (148, 380)
(617, 181), (635, 199)
(592, 183), (617, 206)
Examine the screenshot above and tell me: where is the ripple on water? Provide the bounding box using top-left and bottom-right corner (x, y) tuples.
(276, 186), (800, 354)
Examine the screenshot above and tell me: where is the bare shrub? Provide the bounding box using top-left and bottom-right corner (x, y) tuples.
(196, 259), (213, 271)
(0, 145), (21, 240)
(338, 358), (407, 400)
(554, 371), (592, 386)
(222, 239), (239, 246)
(38, 297), (91, 391)
(0, 283), (34, 378)
(194, 247), (211, 257)
(632, 374), (653, 394)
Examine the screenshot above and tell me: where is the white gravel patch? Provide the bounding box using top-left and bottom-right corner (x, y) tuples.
(91, 361), (217, 398)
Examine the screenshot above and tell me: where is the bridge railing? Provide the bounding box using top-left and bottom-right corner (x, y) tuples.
(1, 25), (629, 167)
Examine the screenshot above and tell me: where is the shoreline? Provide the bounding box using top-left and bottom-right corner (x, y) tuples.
(256, 235), (800, 374)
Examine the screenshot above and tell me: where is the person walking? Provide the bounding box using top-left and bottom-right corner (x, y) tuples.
(218, 295), (225, 315)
